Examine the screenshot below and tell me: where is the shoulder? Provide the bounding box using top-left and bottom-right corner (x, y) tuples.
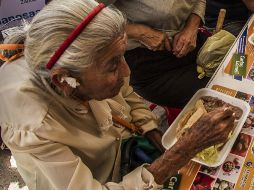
(0, 58), (50, 128)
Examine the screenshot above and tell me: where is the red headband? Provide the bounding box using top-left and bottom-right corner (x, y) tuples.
(46, 3), (105, 70)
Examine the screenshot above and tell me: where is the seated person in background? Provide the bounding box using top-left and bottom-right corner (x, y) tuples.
(99, 0), (209, 108)
(205, 0), (254, 36)
(0, 0), (235, 189)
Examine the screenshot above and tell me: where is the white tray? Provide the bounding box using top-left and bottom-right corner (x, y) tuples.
(162, 88), (250, 167)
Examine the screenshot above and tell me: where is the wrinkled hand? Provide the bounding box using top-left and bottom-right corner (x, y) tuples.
(139, 28), (171, 52)
(145, 129), (165, 153)
(180, 108), (235, 155)
(146, 107), (234, 185)
(172, 28), (197, 58)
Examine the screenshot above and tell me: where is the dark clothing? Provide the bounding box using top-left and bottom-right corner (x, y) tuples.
(125, 33), (209, 108)
(205, 0), (251, 36)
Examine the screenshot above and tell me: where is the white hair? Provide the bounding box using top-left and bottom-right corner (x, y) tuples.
(4, 0), (126, 77)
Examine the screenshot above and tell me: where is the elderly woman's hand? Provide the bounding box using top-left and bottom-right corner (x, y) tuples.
(146, 108), (235, 185)
(179, 108), (235, 153)
(126, 24), (171, 51)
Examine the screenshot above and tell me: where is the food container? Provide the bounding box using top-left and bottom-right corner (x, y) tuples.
(162, 88), (250, 167)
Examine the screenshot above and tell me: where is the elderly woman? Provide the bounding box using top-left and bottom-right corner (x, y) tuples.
(99, 0), (209, 108)
(0, 0), (235, 189)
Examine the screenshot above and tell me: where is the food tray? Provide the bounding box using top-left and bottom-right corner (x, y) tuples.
(162, 88), (250, 167)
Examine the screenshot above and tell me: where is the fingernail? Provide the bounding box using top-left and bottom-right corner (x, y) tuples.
(232, 113), (236, 117)
(224, 107), (228, 111)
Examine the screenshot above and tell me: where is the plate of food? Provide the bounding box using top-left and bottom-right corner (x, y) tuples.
(162, 88), (250, 167)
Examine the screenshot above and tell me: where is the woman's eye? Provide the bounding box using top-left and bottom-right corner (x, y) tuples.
(109, 57), (120, 72)
(110, 67), (117, 73)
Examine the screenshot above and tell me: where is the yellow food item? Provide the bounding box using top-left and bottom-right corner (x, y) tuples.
(196, 132), (233, 163)
(196, 145), (220, 164)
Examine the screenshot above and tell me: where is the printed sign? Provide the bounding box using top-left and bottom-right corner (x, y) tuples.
(163, 174), (182, 190)
(231, 53), (248, 77)
(0, 0), (45, 29)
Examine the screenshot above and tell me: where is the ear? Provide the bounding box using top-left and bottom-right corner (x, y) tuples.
(50, 68), (75, 96)
(50, 68), (67, 88)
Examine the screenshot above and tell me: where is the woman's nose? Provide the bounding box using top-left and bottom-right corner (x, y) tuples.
(119, 57), (130, 77)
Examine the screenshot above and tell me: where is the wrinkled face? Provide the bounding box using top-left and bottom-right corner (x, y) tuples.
(76, 33), (130, 100)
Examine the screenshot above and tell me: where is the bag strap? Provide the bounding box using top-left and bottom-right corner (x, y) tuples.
(83, 101), (143, 134)
(112, 115), (143, 134)
(0, 44), (24, 62)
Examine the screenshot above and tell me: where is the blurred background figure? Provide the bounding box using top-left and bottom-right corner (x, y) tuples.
(205, 0), (254, 36)
(99, 0), (209, 108)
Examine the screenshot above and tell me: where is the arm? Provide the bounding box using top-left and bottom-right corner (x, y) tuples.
(172, 13), (201, 57)
(120, 77), (165, 152)
(147, 108), (235, 184)
(242, 0), (254, 12)
(120, 77), (158, 134)
(192, 0), (206, 24)
(172, 0), (205, 57)
(147, 139), (196, 184)
(184, 14), (202, 34)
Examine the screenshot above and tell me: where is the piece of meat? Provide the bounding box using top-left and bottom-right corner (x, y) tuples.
(201, 96), (243, 119)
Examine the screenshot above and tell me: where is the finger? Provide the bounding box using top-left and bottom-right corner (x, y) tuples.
(172, 34), (180, 53)
(173, 40), (184, 56)
(140, 40), (157, 51)
(208, 107), (233, 117)
(147, 45), (156, 51)
(210, 115), (235, 144)
(209, 108), (234, 124)
(180, 45), (194, 57)
(164, 37), (171, 52)
(208, 120), (234, 145)
(141, 42), (153, 51)
(155, 41), (166, 51)
(176, 43), (189, 58)
(217, 114), (235, 131)
(151, 47), (158, 51)
(157, 43), (165, 51)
